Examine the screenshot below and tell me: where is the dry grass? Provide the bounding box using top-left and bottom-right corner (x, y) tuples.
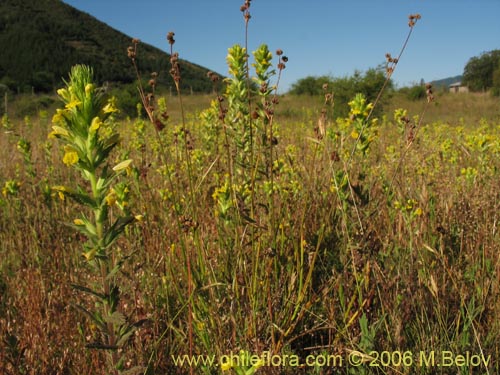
(1, 85), (500, 374)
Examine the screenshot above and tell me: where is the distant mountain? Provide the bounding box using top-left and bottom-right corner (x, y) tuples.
(431, 75), (463, 88)
(0, 0), (216, 93)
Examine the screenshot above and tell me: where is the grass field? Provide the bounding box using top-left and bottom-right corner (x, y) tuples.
(1, 76), (500, 375)
(1, 13), (500, 372)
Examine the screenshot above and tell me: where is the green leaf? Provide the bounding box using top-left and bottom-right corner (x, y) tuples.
(55, 185), (97, 208)
(70, 283), (105, 300)
(71, 303), (105, 330)
(103, 216), (135, 248)
(116, 326), (135, 348)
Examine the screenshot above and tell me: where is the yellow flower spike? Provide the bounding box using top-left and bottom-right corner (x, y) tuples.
(58, 191), (65, 201)
(134, 214), (144, 222)
(112, 159), (133, 172)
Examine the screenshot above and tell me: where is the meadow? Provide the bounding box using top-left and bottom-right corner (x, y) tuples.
(1, 10), (500, 375)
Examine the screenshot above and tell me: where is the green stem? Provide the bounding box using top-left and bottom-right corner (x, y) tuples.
(90, 171), (119, 373)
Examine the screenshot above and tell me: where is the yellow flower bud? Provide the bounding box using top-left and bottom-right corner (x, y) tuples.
(90, 117), (102, 132)
(112, 159), (133, 172)
(85, 83), (94, 96)
(82, 249), (97, 261)
(51, 125), (69, 137)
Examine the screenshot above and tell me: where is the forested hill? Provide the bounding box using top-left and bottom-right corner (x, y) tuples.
(0, 0), (215, 93)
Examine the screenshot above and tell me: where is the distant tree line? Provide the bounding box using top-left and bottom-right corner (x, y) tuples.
(288, 67), (393, 118)
(462, 49), (500, 96)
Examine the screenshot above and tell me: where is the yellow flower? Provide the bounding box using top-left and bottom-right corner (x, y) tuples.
(65, 99), (82, 110)
(82, 248), (97, 261)
(414, 207), (423, 216)
(220, 360), (233, 371)
(103, 99), (118, 114)
(351, 130), (359, 139)
(134, 214), (144, 222)
(52, 185), (67, 200)
(85, 83), (94, 96)
(73, 218), (85, 225)
(52, 109), (66, 124)
(63, 150), (79, 166)
(105, 191), (117, 206)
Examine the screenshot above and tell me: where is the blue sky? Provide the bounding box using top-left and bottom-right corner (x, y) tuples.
(62, 0), (500, 91)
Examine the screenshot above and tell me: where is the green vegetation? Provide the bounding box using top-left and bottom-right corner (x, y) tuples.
(288, 67), (392, 118)
(462, 49), (500, 94)
(0, 0), (216, 94)
(1, 4), (500, 375)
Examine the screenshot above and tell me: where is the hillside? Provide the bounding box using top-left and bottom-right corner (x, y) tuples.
(431, 75), (463, 88)
(0, 0), (216, 93)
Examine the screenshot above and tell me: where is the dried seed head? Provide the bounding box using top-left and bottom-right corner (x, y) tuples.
(426, 84), (434, 102)
(408, 14), (421, 27)
(154, 119), (165, 132)
(127, 46), (136, 59)
(322, 83), (329, 91)
(277, 63), (286, 70)
(281, 56), (289, 63)
(276, 49), (283, 56)
(207, 71), (220, 83)
(167, 31), (175, 45)
(132, 38), (140, 44)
